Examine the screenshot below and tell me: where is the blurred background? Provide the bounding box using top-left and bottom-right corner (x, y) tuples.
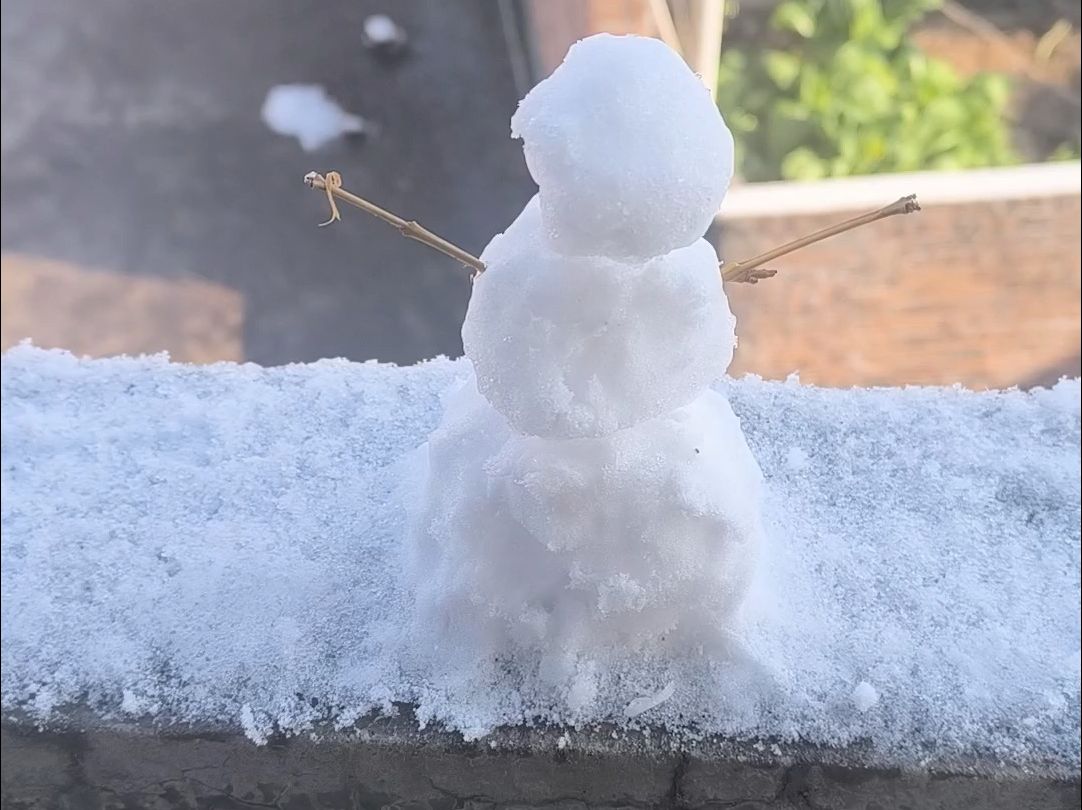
(2, 0), (1079, 388)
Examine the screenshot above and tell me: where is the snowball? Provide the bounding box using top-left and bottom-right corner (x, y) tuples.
(260, 84), (365, 151)
(511, 34), (734, 260)
(853, 681), (880, 713)
(463, 197), (735, 438)
(405, 374), (764, 673)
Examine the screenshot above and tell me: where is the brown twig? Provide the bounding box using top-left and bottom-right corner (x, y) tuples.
(720, 195), (921, 283)
(303, 171), (485, 274)
(304, 172), (920, 286)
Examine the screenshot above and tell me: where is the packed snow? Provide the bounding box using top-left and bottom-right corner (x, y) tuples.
(511, 34), (734, 260)
(260, 84), (365, 151)
(2, 345), (1079, 776)
(363, 14), (401, 46)
(462, 196), (736, 438)
(405, 379), (762, 678)
(852, 681), (880, 714)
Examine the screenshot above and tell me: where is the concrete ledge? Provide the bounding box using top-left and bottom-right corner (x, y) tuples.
(3, 348), (1078, 807)
(3, 711), (1079, 809)
(718, 161), (1082, 219)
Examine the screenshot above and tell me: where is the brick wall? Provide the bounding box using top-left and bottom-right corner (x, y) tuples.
(0, 254), (244, 363)
(717, 170), (1081, 388)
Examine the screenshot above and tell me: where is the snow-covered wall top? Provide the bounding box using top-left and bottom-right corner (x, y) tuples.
(1, 345), (1079, 776)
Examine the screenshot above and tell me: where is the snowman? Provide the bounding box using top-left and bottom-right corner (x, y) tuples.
(404, 34), (765, 699)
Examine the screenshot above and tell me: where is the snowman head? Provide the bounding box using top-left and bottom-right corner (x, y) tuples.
(511, 34), (735, 262)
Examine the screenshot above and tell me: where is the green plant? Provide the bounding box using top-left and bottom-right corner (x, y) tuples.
(1049, 140), (1081, 162)
(717, 0), (1019, 181)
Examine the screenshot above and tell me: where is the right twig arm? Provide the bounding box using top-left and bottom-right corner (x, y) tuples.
(720, 195), (921, 283)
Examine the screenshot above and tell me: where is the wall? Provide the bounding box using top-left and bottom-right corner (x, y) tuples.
(718, 163), (1082, 388)
(3, 717), (1079, 809)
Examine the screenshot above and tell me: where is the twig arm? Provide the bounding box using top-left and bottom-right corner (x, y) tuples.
(303, 172), (486, 273)
(720, 195), (920, 283)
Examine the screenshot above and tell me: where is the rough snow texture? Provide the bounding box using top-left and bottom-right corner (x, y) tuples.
(511, 34), (735, 261)
(260, 84), (365, 151)
(2, 346), (1080, 776)
(406, 377), (762, 686)
(463, 197), (736, 438)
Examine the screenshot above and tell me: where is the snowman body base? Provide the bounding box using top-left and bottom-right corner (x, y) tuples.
(405, 374), (765, 690)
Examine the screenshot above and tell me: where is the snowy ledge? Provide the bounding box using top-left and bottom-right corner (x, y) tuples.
(2, 346), (1080, 800)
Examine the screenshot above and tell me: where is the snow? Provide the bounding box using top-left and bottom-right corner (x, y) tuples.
(260, 84), (365, 151)
(511, 34), (734, 261)
(852, 681), (880, 713)
(363, 14), (400, 46)
(404, 377), (763, 681)
(2, 345), (1079, 775)
(463, 197), (736, 438)
(624, 681), (676, 719)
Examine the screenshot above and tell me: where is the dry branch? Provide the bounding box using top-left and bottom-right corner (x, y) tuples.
(304, 172), (485, 274)
(719, 195), (921, 283)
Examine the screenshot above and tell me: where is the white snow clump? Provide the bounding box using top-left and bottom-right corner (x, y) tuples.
(853, 681), (881, 713)
(260, 84), (365, 151)
(511, 34), (734, 260)
(407, 379), (762, 670)
(463, 197), (735, 438)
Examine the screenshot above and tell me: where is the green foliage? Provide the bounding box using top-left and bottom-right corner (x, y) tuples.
(1049, 140), (1081, 162)
(717, 0), (1019, 181)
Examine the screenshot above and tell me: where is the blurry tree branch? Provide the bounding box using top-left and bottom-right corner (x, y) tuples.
(940, 1), (1080, 107)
